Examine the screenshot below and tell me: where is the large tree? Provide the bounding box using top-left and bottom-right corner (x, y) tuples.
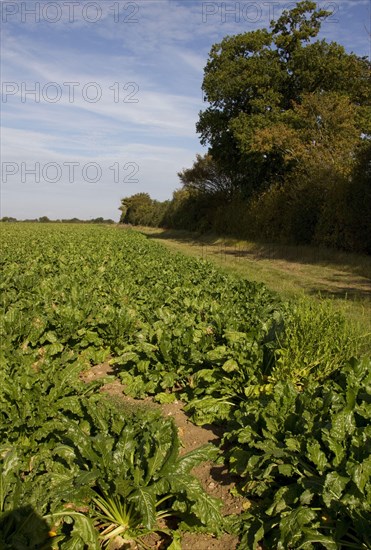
(197, 0), (370, 195)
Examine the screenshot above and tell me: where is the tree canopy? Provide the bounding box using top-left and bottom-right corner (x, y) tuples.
(119, 193), (169, 227)
(196, 0), (370, 194)
(118, 1), (371, 253)
(177, 154), (234, 197)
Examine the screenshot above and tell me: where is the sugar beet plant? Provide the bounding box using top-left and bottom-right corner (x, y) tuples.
(0, 357), (223, 548)
(1, 223), (370, 549)
(1, 224), (282, 417)
(0, 224), (277, 547)
(0, 225), (235, 547)
(224, 356), (371, 549)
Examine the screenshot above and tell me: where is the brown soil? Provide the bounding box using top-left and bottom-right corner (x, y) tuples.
(80, 363), (246, 549)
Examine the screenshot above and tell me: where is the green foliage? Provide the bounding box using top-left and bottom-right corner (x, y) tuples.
(161, 188), (216, 232)
(117, 8), (370, 250)
(198, 1), (369, 192)
(271, 1), (330, 59)
(0, 217), (115, 224)
(136, 1), (368, 250)
(119, 193), (169, 227)
(0, 225), (232, 547)
(314, 141), (371, 253)
(268, 296), (366, 388)
(178, 153), (234, 197)
(1, 223), (370, 549)
(224, 357), (371, 549)
(0, 369), (222, 547)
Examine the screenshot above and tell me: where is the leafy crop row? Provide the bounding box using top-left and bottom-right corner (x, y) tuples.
(225, 358), (371, 548)
(1, 224), (370, 548)
(0, 348), (223, 548)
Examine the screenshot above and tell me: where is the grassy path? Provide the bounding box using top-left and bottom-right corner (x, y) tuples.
(132, 226), (371, 334)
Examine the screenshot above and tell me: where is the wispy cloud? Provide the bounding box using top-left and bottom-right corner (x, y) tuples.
(1, 0), (368, 219)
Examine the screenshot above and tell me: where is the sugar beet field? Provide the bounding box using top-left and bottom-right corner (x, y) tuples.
(1, 224), (370, 550)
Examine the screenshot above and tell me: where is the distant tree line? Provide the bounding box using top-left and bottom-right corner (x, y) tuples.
(1, 217), (115, 224)
(120, 1), (370, 254)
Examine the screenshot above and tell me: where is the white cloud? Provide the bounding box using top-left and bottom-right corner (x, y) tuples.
(1, 0), (368, 219)
(0, 125), (204, 218)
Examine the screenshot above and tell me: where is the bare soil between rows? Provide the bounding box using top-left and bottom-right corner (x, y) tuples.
(80, 363), (246, 550)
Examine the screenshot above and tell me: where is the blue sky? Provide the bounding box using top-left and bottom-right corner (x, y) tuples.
(1, 0), (370, 220)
